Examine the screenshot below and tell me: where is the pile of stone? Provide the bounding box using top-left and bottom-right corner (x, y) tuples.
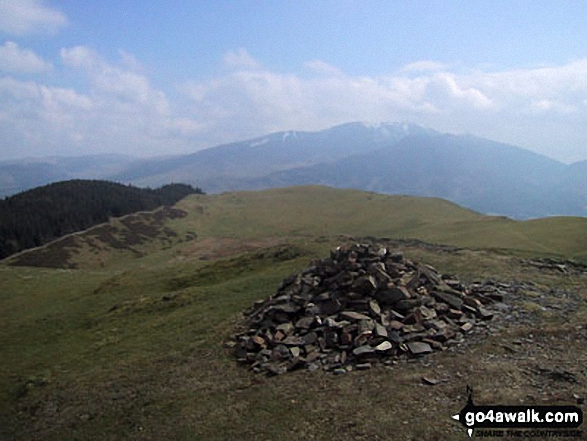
(234, 243), (504, 375)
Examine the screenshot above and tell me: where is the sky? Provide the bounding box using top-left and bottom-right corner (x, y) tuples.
(1, 1), (587, 163)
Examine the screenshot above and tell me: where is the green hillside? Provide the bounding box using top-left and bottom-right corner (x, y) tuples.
(171, 186), (587, 260)
(1, 186), (586, 440)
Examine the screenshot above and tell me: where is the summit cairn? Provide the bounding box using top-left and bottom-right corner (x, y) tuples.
(234, 243), (502, 375)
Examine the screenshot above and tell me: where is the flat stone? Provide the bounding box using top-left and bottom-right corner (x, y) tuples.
(272, 303), (300, 314)
(352, 275), (377, 294)
(427, 319), (448, 331)
(374, 323), (388, 338)
(464, 297), (482, 308)
(295, 316), (315, 329)
(375, 286), (410, 306)
(265, 363), (287, 375)
(340, 311), (371, 321)
(251, 335), (267, 348)
(406, 341), (433, 356)
(418, 305), (437, 321)
(353, 345), (375, 356)
(387, 320), (403, 331)
(356, 363), (372, 370)
(368, 300), (381, 316)
(476, 307), (494, 320)
(319, 299), (342, 315)
(307, 363), (320, 372)
(340, 331), (353, 346)
(422, 376), (441, 385)
(358, 319), (375, 333)
(461, 322), (474, 333)
(282, 336), (305, 346)
(302, 331), (318, 345)
(375, 341), (392, 352)
(433, 291), (463, 310)
(275, 323), (294, 334)
(447, 308), (463, 319)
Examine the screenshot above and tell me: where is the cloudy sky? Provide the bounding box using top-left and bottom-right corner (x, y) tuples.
(1, 0), (587, 163)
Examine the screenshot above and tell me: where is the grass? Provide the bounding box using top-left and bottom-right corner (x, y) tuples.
(171, 186), (587, 260)
(1, 186), (586, 440)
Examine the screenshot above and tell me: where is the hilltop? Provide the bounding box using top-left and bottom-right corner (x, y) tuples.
(5, 186), (587, 270)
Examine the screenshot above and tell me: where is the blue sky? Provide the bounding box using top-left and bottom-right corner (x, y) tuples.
(1, 0), (587, 163)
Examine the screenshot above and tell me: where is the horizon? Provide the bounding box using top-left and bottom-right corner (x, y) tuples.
(1, 120), (585, 166)
(1, 1), (587, 163)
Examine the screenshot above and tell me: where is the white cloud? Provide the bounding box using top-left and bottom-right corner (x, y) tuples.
(0, 47), (208, 158)
(2, 46), (587, 163)
(426, 72), (494, 109)
(0, 40), (52, 73)
(176, 53), (587, 162)
(304, 59), (344, 76)
(0, 0), (67, 36)
(61, 46), (168, 110)
(223, 48), (261, 70)
(400, 60), (450, 73)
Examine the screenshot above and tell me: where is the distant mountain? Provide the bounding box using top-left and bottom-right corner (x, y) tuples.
(116, 122), (582, 219)
(235, 133), (582, 219)
(0, 180), (202, 260)
(108, 122), (434, 186)
(1, 122), (585, 219)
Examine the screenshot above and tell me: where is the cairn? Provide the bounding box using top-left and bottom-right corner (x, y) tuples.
(234, 243), (504, 375)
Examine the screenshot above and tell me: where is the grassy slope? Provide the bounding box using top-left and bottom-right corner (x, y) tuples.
(171, 186), (587, 259)
(1, 186), (586, 440)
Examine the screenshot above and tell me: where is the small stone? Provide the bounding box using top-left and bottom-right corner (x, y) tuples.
(275, 323), (294, 334)
(356, 363), (372, 370)
(251, 335), (267, 348)
(426, 319), (448, 331)
(374, 323), (388, 338)
(358, 319), (375, 333)
(375, 286), (410, 306)
(352, 275), (377, 294)
(340, 311), (371, 321)
(447, 308), (463, 319)
(295, 317), (315, 329)
(406, 341), (433, 356)
(460, 322), (474, 333)
(353, 345), (375, 357)
(340, 331), (353, 346)
(375, 341), (392, 352)
(307, 363), (320, 372)
(265, 363), (287, 375)
(368, 300), (381, 316)
(387, 320), (403, 331)
(302, 331), (318, 345)
(476, 307), (494, 320)
(433, 291), (463, 310)
(333, 368), (347, 375)
(422, 376), (440, 385)
(282, 336), (305, 346)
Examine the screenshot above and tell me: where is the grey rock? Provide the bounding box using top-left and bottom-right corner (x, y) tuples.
(353, 345), (375, 356)
(340, 311), (371, 321)
(406, 341), (433, 356)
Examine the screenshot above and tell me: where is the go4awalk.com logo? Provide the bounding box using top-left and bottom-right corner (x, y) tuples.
(452, 387), (584, 438)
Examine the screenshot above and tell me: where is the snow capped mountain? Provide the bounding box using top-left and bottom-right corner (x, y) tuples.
(2, 121), (585, 219)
